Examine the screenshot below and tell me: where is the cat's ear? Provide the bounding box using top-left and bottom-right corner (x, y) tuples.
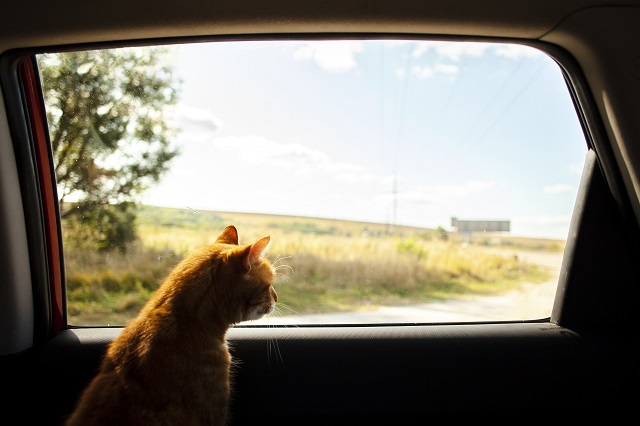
(241, 235), (271, 272)
(216, 225), (239, 245)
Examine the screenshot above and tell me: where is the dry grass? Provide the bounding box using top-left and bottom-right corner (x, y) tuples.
(65, 206), (553, 325)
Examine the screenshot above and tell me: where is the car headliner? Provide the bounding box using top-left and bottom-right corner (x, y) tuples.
(1, 0), (640, 50)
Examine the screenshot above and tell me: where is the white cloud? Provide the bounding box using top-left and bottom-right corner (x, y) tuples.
(379, 180), (497, 205)
(434, 63), (459, 75)
(293, 41), (364, 73)
(212, 135), (371, 181)
(172, 104), (224, 131)
(411, 41), (543, 63)
(413, 41), (489, 61)
(494, 44), (543, 59)
(411, 63), (459, 79)
(412, 65), (434, 79)
(543, 184), (574, 194)
(466, 180), (497, 190)
(406, 41), (481, 79)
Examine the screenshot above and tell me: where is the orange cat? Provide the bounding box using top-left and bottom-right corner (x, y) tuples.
(65, 225), (277, 426)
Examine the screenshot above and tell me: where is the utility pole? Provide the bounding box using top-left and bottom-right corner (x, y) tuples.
(393, 173), (398, 235)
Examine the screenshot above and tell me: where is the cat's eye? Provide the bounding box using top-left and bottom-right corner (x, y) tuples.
(37, 38), (586, 327)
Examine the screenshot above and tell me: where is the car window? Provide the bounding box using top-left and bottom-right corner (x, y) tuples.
(36, 39), (586, 326)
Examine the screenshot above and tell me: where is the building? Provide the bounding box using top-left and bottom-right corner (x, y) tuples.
(451, 217), (510, 235)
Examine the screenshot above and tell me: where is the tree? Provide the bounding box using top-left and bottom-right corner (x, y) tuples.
(38, 47), (180, 252)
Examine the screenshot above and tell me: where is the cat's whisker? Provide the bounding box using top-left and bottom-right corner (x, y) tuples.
(273, 253), (292, 266)
(267, 338), (273, 370)
(275, 273), (292, 283)
(268, 306), (284, 319)
(264, 327), (285, 370)
(275, 263), (294, 275)
(272, 255), (293, 273)
(263, 306), (300, 329)
(276, 303), (300, 315)
(272, 338), (285, 369)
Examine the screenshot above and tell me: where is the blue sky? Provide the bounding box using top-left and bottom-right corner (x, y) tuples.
(143, 39), (587, 239)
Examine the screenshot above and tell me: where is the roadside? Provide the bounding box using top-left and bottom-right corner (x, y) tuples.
(247, 250), (563, 325)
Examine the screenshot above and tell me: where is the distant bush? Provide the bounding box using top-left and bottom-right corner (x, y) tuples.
(268, 221), (338, 235)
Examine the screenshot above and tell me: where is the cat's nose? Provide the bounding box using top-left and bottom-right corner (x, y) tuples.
(271, 288), (278, 302)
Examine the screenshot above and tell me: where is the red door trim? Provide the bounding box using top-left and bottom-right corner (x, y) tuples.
(20, 57), (64, 333)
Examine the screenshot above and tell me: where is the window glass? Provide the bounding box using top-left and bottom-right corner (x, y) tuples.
(37, 39), (586, 326)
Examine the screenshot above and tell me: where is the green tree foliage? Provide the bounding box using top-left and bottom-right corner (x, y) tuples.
(38, 48), (180, 252)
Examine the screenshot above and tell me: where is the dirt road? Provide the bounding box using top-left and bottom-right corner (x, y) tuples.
(250, 250), (563, 325)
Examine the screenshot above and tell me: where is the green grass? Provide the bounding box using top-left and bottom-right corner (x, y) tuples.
(64, 205), (554, 325)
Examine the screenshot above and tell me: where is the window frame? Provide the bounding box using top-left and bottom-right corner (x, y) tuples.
(2, 33), (631, 335)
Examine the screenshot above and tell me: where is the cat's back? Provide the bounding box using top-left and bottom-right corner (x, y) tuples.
(64, 283), (233, 425)
(65, 323), (232, 426)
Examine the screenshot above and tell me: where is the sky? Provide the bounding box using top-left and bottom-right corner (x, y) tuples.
(142, 39), (587, 240)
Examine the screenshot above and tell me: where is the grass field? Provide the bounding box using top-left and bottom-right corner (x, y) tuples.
(65, 205), (558, 325)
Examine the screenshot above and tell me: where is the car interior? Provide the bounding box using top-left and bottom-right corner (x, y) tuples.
(2, 0), (640, 423)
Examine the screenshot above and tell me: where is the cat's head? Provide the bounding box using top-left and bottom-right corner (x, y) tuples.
(212, 225), (278, 323)
(166, 224), (277, 327)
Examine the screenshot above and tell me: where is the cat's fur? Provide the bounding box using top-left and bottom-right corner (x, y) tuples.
(65, 225), (277, 426)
